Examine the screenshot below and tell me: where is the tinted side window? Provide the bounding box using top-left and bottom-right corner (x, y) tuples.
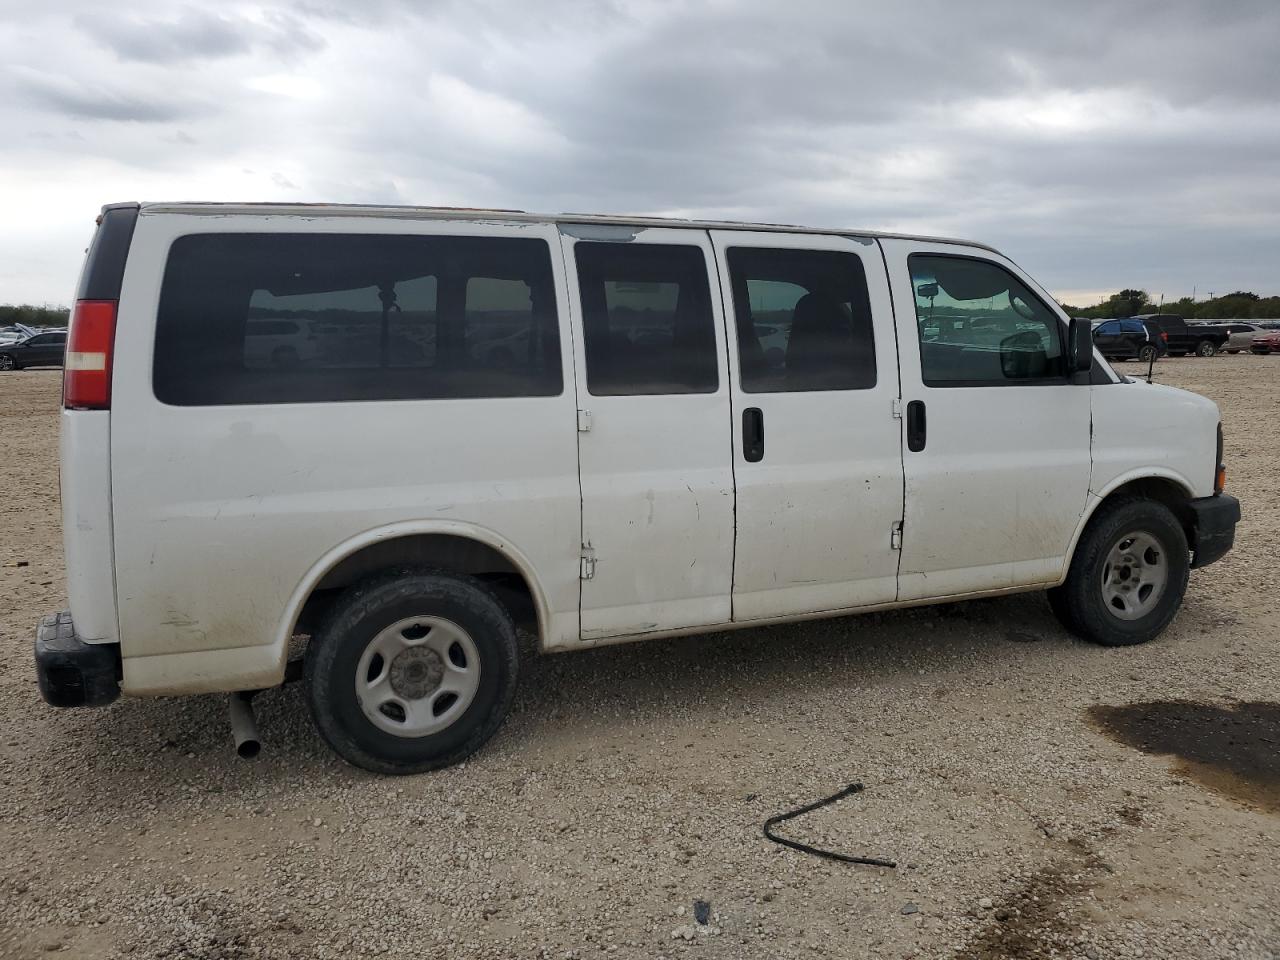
(726, 248), (876, 392)
(1095, 321), (1121, 334)
(574, 242), (718, 396)
(909, 255), (1066, 386)
(154, 233), (561, 405)
(1120, 320), (1145, 333)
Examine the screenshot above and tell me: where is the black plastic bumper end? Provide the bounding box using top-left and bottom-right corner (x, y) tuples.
(1188, 493), (1241, 569)
(34, 611), (120, 708)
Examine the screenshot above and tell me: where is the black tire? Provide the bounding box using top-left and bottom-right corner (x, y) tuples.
(1195, 340), (1217, 358)
(0, 354), (18, 371)
(304, 569), (519, 775)
(1047, 497), (1189, 646)
(1137, 345), (1157, 364)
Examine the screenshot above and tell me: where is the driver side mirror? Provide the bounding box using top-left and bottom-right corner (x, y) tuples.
(1068, 318), (1094, 374)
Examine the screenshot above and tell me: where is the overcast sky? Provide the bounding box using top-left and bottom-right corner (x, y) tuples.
(2, 0), (1277, 306)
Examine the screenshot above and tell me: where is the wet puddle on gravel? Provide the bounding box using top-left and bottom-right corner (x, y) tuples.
(1088, 700), (1280, 814)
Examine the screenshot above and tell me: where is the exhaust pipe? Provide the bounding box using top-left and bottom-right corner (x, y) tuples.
(228, 691), (261, 759)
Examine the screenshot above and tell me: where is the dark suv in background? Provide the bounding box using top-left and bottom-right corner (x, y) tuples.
(0, 329), (67, 370)
(1091, 318), (1168, 363)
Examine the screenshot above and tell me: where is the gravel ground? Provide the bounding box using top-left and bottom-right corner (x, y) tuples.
(1, 359), (1277, 959)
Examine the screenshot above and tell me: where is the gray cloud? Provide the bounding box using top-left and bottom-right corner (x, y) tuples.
(75, 8), (249, 63)
(1, 0), (1278, 304)
(12, 69), (210, 123)
(74, 6), (324, 64)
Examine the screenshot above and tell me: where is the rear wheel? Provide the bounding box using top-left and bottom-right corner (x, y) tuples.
(1195, 340), (1217, 357)
(304, 569), (520, 774)
(1138, 345), (1157, 364)
(0, 354), (17, 371)
(1047, 497), (1189, 646)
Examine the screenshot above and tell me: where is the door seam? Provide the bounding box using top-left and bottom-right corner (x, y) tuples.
(876, 238), (908, 602)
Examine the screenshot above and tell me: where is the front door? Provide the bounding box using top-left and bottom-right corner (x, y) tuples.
(561, 227), (736, 639)
(882, 240), (1093, 600)
(710, 231), (904, 620)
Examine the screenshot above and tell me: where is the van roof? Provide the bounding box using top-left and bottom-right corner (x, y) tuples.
(123, 201), (1000, 254)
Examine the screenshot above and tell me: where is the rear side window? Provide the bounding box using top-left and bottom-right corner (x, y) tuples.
(909, 255), (1066, 387)
(1120, 320), (1145, 333)
(574, 242), (718, 395)
(1096, 321), (1120, 334)
(726, 247), (876, 392)
(154, 233), (561, 405)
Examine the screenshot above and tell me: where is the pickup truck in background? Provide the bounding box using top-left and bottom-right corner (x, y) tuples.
(1135, 314), (1230, 357)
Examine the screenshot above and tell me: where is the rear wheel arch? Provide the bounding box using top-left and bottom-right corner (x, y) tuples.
(279, 523), (552, 673)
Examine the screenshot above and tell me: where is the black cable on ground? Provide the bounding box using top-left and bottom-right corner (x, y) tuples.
(762, 783), (897, 868)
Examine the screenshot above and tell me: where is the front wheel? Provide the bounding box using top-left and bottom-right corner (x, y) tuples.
(1047, 498), (1189, 646)
(1195, 340), (1217, 357)
(304, 569), (520, 774)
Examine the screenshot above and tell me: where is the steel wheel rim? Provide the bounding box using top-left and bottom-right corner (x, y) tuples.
(355, 616), (482, 737)
(1100, 530), (1168, 621)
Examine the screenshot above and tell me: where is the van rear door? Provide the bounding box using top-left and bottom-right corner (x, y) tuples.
(560, 226), (735, 639)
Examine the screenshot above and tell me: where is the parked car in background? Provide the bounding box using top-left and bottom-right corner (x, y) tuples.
(0, 322), (38, 344)
(0, 329), (67, 370)
(1251, 329), (1280, 355)
(1091, 318), (1167, 363)
(1222, 323), (1264, 353)
(1137, 314), (1230, 357)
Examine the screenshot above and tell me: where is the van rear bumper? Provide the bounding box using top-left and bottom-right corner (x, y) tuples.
(1187, 494), (1241, 569)
(34, 611), (120, 707)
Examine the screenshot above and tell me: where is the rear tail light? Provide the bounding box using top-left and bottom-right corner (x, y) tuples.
(1160, 332), (1168, 341)
(63, 299), (117, 410)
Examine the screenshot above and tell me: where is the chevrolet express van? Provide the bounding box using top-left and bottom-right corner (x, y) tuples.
(36, 202), (1240, 774)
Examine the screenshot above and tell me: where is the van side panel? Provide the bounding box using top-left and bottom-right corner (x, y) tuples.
(109, 214), (582, 694)
(60, 410), (118, 642)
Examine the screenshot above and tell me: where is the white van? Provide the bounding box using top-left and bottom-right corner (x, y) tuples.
(37, 202), (1240, 774)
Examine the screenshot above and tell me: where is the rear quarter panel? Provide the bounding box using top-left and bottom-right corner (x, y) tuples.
(110, 212), (582, 694)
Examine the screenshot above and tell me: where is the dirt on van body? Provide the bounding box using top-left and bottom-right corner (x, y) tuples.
(2, 357), (1279, 960)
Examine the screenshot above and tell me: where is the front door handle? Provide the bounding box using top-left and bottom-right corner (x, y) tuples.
(743, 407), (764, 462)
(906, 400), (926, 452)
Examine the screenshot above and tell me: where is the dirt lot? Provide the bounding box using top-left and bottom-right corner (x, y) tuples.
(1, 359), (1277, 960)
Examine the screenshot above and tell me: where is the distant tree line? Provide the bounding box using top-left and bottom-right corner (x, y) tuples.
(1059, 289), (1280, 320)
(0, 304), (70, 327)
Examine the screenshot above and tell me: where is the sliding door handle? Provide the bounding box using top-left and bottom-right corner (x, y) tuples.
(906, 400), (926, 452)
(743, 407), (765, 462)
